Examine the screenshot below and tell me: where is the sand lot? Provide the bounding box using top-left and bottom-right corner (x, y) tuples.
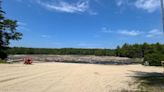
(0, 63), (163, 92)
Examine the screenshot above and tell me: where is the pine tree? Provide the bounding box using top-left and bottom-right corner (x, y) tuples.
(0, 0), (22, 59)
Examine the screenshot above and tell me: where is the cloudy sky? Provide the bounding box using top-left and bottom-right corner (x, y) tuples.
(3, 0), (164, 48)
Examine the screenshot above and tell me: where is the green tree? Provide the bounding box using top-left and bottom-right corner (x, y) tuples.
(0, 1), (22, 59)
(116, 46), (120, 56)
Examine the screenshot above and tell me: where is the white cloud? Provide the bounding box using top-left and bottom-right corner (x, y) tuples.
(17, 27), (30, 31)
(118, 30), (142, 36)
(148, 29), (162, 34)
(17, 21), (30, 31)
(41, 35), (50, 38)
(37, 0), (94, 14)
(115, 0), (131, 6)
(17, 22), (27, 26)
(101, 27), (112, 33)
(100, 27), (163, 38)
(116, 0), (160, 13)
(77, 43), (100, 48)
(146, 29), (163, 38)
(88, 11), (98, 15)
(135, 0), (160, 13)
(100, 27), (143, 36)
(116, 0), (124, 6)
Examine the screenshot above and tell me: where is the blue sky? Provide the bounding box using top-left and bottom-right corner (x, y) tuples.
(3, 0), (164, 48)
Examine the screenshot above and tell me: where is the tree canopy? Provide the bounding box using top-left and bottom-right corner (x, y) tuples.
(116, 42), (164, 58)
(0, 0), (22, 59)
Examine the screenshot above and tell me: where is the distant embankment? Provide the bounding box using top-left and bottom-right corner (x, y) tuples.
(8, 55), (143, 65)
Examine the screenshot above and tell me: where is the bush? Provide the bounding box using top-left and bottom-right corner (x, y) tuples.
(144, 53), (164, 66)
(0, 49), (8, 60)
(0, 59), (6, 63)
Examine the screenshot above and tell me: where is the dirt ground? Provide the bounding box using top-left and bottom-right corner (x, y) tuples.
(8, 55), (137, 63)
(0, 63), (163, 92)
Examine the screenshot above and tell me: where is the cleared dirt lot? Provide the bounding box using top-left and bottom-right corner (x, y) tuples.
(0, 63), (163, 92)
(8, 55), (142, 64)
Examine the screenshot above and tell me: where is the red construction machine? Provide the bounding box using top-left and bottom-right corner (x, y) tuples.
(24, 57), (33, 64)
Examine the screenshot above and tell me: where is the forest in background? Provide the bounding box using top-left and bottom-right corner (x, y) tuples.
(6, 42), (164, 66)
(7, 42), (163, 58)
(116, 42), (164, 58)
(7, 47), (116, 56)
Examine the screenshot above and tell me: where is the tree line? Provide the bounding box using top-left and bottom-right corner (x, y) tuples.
(115, 42), (164, 66)
(5, 42), (164, 66)
(116, 42), (164, 58)
(7, 47), (116, 56)
(7, 42), (164, 58)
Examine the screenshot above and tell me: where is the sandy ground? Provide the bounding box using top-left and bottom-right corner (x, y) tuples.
(0, 63), (163, 92)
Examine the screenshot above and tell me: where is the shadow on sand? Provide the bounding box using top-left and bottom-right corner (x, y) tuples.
(54, 60), (141, 65)
(129, 70), (164, 92)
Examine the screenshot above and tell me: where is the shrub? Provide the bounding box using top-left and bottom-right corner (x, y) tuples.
(144, 53), (164, 66)
(0, 48), (8, 60)
(0, 59), (6, 63)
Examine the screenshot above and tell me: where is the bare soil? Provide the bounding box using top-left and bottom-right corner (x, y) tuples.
(0, 63), (163, 92)
(8, 55), (142, 64)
